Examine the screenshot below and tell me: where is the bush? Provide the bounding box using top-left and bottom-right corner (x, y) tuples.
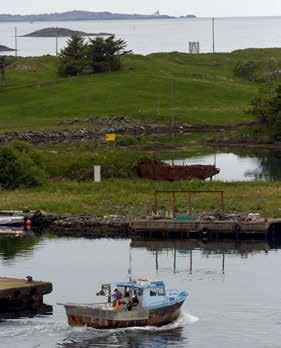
(234, 59), (281, 82)
(249, 85), (281, 142)
(0, 141), (47, 189)
(67, 151), (151, 181)
(116, 134), (139, 146)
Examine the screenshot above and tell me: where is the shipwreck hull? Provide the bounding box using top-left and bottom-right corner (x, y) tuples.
(65, 301), (184, 329)
(137, 161), (220, 181)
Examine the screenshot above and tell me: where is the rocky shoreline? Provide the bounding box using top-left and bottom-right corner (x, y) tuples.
(32, 211), (132, 237)
(0, 116), (232, 145)
(204, 138), (281, 150)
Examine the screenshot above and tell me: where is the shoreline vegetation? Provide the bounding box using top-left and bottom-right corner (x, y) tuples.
(1, 48), (281, 218)
(2, 180), (281, 218)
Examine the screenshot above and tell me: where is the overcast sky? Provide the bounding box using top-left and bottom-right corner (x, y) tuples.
(2, 0), (281, 17)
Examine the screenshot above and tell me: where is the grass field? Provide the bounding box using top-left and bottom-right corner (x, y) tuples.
(1, 49), (271, 131)
(1, 179), (281, 217)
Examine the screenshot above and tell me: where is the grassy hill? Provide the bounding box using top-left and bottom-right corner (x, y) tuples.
(1, 49), (270, 131)
(1, 49), (281, 215)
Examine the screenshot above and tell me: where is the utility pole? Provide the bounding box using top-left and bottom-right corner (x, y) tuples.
(15, 26), (18, 58)
(55, 27), (58, 56)
(212, 17), (215, 53)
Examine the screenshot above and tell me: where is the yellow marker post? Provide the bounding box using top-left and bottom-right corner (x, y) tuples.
(106, 133), (116, 142)
(106, 133), (116, 149)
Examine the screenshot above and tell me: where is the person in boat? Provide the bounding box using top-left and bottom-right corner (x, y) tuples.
(113, 288), (122, 308)
(114, 288), (122, 300)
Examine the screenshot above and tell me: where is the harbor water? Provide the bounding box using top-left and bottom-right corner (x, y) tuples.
(1, 16), (281, 56)
(0, 235), (280, 347)
(169, 150), (281, 181)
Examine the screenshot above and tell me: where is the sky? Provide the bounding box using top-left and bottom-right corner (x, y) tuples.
(1, 0), (281, 17)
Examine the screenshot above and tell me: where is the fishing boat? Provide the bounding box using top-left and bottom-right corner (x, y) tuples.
(62, 279), (188, 329)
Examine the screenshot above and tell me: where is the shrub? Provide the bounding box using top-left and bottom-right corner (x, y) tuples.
(0, 141), (47, 189)
(68, 151), (151, 181)
(234, 59), (281, 82)
(116, 134), (139, 146)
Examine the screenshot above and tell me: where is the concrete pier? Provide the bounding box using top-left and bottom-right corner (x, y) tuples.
(0, 277), (52, 314)
(130, 218), (281, 240)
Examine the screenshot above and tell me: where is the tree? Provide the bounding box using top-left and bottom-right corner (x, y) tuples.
(58, 35), (87, 76)
(58, 35), (130, 76)
(249, 85), (281, 141)
(87, 36), (130, 73)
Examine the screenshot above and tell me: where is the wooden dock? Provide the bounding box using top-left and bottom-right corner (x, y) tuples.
(130, 218), (281, 240)
(0, 277), (52, 314)
(0, 229), (25, 237)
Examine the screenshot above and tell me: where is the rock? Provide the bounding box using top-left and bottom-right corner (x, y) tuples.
(23, 28), (113, 38)
(0, 45), (15, 52)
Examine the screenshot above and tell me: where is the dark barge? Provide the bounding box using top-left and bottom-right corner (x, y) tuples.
(137, 160), (219, 181)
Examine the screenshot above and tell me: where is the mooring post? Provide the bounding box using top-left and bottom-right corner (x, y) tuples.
(173, 248), (177, 273)
(222, 250), (225, 274)
(190, 249), (193, 275)
(155, 250), (159, 271)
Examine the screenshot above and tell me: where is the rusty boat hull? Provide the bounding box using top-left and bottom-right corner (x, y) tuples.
(137, 160), (220, 181)
(65, 300), (184, 329)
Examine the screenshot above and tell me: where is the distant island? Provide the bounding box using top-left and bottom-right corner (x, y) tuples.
(0, 10), (196, 22)
(0, 45), (15, 52)
(23, 28), (113, 38)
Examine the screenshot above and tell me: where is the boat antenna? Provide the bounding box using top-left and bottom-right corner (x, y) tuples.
(128, 246), (132, 281)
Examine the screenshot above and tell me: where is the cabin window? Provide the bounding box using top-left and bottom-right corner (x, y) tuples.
(158, 288), (165, 296)
(150, 290), (157, 296)
(137, 289), (143, 296)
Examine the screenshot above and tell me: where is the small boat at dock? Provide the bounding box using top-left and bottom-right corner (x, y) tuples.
(0, 211), (26, 228)
(62, 279), (188, 329)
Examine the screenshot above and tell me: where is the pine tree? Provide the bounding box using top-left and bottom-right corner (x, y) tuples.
(58, 35), (87, 76)
(87, 36), (130, 73)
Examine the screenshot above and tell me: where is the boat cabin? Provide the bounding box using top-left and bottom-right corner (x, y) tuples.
(97, 280), (170, 309)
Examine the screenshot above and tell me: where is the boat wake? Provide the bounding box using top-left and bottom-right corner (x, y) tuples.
(58, 312), (198, 347)
(0, 312), (198, 347)
(121, 311), (199, 332)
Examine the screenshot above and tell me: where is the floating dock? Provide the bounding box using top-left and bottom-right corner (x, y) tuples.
(0, 277), (52, 315)
(130, 218), (281, 240)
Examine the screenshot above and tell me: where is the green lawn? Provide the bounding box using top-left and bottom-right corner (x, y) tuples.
(0, 49), (268, 131)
